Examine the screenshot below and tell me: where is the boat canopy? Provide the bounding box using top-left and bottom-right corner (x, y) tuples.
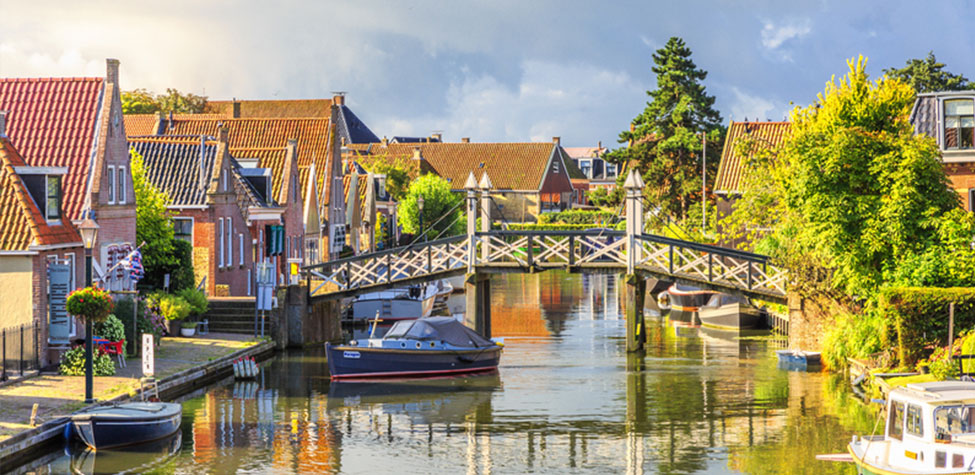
(383, 317), (494, 348)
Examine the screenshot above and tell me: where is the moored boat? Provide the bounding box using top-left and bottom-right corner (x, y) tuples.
(667, 283), (717, 312)
(351, 283), (438, 321)
(70, 402), (182, 450)
(847, 381), (975, 474)
(326, 317), (502, 380)
(698, 293), (764, 330)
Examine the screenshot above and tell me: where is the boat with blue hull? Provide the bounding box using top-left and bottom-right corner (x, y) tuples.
(70, 402), (182, 450)
(326, 317), (502, 380)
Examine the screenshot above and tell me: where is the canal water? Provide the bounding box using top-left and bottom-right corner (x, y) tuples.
(16, 271), (874, 474)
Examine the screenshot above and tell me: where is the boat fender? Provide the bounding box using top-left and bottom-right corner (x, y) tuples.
(63, 422), (72, 442)
(232, 359), (240, 379)
(251, 357), (259, 377)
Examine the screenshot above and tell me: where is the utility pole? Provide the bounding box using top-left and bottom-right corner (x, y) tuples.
(702, 132), (707, 233)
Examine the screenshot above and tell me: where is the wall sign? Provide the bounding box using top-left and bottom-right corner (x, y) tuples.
(48, 263), (71, 344)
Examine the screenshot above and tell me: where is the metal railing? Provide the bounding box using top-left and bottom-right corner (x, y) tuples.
(1, 322), (41, 381)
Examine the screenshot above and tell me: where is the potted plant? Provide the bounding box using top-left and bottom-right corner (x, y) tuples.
(178, 288), (209, 337)
(156, 293), (191, 337)
(66, 286), (114, 324)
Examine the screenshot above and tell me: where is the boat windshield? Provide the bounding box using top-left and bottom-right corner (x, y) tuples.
(935, 405), (975, 440)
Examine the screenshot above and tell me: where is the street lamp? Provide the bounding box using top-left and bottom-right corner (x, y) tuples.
(417, 195), (425, 242)
(78, 211), (99, 404)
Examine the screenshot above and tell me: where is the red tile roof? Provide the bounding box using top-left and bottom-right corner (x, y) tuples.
(345, 142), (562, 191)
(714, 121), (791, 194)
(205, 99), (333, 118)
(0, 137), (81, 251)
(123, 114), (157, 136)
(0, 77), (105, 221)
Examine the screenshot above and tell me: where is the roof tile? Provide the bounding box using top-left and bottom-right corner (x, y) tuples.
(714, 121), (791, 194)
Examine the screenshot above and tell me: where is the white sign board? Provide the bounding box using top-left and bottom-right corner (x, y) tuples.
(142, 334), (155, 376)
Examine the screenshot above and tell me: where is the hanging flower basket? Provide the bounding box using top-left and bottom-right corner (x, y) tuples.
(66, 286), (114, 323)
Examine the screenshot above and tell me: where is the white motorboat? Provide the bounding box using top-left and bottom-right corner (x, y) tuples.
(435, 279), (454, 298)
(698, 293), (764, 330)
(848, 381), (975, 474)
(351, 283), (438, 321)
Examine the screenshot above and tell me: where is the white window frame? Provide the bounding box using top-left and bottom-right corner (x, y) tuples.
(247, 269), (252, 296)
(218, 218), (224, 267)
(107, 165), (116, 204)
(238, 233), (244, 266)
(117, 166), (127, 204)
(226, 216), (233, 268)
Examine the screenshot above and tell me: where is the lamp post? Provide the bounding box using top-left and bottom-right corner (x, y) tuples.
(78, 212), (99, 404)
(417, 195), (425, 242)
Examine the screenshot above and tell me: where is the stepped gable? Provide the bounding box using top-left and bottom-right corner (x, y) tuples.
(345, 141), (563, 191)
(0, 137), (81, 250)
(0, 77), (104, 221)
(714, 121), (791, 195)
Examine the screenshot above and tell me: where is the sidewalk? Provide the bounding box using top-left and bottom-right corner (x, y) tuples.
(0, 333), (259, 443)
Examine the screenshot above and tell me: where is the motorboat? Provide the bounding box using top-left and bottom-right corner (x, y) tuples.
(70, 402), (182, 450)
(847, 381), (975, 474)
(326, 317), (502, 380)
(698, 293), (765, 330)
(435, 279), (454, 299)
(351, 282), (438, 321)
(667, 283), (717, 312)
(776, 349), (822, 371)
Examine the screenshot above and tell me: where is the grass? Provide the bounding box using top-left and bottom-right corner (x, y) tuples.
(884, 373), (938, 387)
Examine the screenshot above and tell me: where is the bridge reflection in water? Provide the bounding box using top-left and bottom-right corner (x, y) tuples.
(22, 272), (871, 475)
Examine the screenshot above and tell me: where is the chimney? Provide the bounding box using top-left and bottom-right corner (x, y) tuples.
(0, 111), (6, 138)
(412, 147), (422, 160)
(381, 136), (388, 147)
(168, 111), (175, 131)
(461, 137), (470, 143)
(552, 136), (560, 146)
(232, 99), (241, 118)
(332, 94), (345, 106)
(106, 58), (120, 84)
(432, 133), (442, 142)
(217, 127), (229, 144)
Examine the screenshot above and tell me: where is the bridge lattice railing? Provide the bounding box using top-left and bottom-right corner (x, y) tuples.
(473, 230), (628, 268)
(303, 235), (468, 297)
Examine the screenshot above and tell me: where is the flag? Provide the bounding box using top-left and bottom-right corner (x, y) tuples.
(119, 248), (145, 283)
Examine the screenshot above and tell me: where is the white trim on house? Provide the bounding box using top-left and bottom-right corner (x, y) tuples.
(173, 216), (193, 243)
(167, 205), (208, 210)
(107, 165), (116, 204)
(0, 250), (39, 256)
(27, 242), (84, 251)
(12, 166), (68, 175)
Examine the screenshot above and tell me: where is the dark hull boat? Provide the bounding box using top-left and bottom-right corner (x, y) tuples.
(326, 317), (502, 380)
(70, 431), (182, 474)
(697, 293), (765, 331)
(667, 283), (717, 312)
(70, 402), (182, 450)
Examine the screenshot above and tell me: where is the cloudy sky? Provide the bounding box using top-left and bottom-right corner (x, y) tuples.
(1, 1), (972, 149)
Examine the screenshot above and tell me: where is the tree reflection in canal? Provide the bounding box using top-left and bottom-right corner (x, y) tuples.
(18, 271), (872, 474)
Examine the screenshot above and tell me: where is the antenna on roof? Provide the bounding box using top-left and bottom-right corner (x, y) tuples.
(331, 91), (347, 97)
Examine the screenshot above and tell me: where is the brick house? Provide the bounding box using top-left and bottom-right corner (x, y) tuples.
(564, 143), (614, 205)
(345, 137), (580, 223)
(910, 91), (975, 211)
(129, 132), (297, 295)
(0, 120), (85, 366)
(0, 59), (136, 291)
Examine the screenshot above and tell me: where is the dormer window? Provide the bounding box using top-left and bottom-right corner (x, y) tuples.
(46, 176), (61, 220)
(945, 99), (974, 150)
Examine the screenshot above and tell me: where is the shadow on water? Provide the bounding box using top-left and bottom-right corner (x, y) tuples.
(16, 271), (874, 474)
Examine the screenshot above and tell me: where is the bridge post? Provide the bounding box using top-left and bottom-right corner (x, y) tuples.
(624, 170), (645, 275)
(465, 273), (491, 337)
(479, 173), (493, 263)
(624, 273), (646, 352)
(464, 172), (478, 272)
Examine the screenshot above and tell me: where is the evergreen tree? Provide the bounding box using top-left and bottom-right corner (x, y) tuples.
(607, 37), (724, 224)
(884, 51), (974, 93)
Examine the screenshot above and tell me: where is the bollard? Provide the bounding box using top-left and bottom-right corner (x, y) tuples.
(30, 403), (39, 427)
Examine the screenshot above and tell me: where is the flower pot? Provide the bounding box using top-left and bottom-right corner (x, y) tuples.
(180, 326), (196, 337)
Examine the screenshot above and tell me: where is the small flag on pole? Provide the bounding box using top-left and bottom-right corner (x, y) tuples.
(120, 248), (145, 283)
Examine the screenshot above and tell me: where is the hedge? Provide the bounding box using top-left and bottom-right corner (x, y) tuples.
(880, 287), (975, 365)
(506, 223), (597, 231)
(537, 210), (617, 225)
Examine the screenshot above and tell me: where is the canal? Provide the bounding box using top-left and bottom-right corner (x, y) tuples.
(16, 271), (873, 474)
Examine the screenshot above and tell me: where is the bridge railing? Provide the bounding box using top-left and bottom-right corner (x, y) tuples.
(303, 235), (468, 296)
(635, 234), (787, 294)
(473, 230), (627, 268)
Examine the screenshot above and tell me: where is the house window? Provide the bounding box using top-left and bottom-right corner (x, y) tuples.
(173, 218), (193, 243)
(945, 99), (975, 150)
(226, 216), (233, 267)
(606, 162), (617, 178)
(117, 166), (126, 204)
(580, 160), (592, 178)
(45, 176), (61, 220)
(218, 218), (224, 267)
(238, 233), (244, 266)
(107, 165), (116, 203)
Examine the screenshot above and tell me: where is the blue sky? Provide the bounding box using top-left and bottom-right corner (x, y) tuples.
(1, 0), (972, 149)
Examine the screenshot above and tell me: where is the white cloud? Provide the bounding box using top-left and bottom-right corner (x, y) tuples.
(760, 18), (812, 51)
(728, 87), (777, 122)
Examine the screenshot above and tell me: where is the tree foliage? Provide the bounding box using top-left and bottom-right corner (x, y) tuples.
(725, 56), (962, 298)
(606, 37), (724, 222)
(357, 155), (413, 201)
(399, 174), (464, 238)
(121, 88), (208, 114)
(884, 51), (974, 93)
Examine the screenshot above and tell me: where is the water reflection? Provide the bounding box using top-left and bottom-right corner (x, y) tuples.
(68, 432), (182, 475)
(18, 271), (874, 474)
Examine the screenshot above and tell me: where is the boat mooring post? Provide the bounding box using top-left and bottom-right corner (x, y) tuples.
(624, 273), (646, 352)
(465, 273), (492, 338)
(624, 169), (645, 275)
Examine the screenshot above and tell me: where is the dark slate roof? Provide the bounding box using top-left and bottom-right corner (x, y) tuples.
(337, 105), (380, 144)
(129, 136), (217, 206)
(391, 136), (441, 143)
(910, 95), (939, 139)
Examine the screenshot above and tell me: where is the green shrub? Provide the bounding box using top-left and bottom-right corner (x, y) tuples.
(821, 312), (890, 370)
(170, 239), (195, 291)
(158, 294), (191, 321)
(880, 287), (975, 365)
(178, 288), (209, 317)
(537, 210), (617, 225)
(94, 314), (126, 342)
(59, 346), (116, 376)
(112, 297), (137, 354)
(506, 223), (597, 231)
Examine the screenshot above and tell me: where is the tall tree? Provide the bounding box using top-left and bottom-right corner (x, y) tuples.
(121, 88), (208, 114)
(607, 37), (724, 224)
(884, 51), (974, 93)
(399, 174), (465, 239)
